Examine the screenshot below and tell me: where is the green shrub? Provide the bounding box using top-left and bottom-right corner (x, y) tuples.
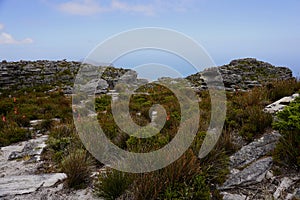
(161, 175), (211, 200)
(39, 119), (54, 132)
(95, 95), (111, 112)
(226, 89), (273, 141)
(267, 79), (300, 101)
(133, 149), (202, 200)
(273, 97), (300, 169)
(46, 124), (82, 163)
(273, 130), (300, 169)
(95, 169), (133, 200)
(61, 149), (95, 189)
(0, 123), (31, 147)
(240, 106), (273, 141)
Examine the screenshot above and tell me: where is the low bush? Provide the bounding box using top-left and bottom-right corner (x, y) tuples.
(273, 97), (300, 169)
(95, 169), (133, 200)
(132, 149), (203, 200)
(61, 149), (95, 189)
(161, 174), (210, 200)
(266, 79), (300, 101)
(0, 123), (31, 147)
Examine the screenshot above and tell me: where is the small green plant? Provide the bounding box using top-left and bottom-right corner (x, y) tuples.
(161, 175), (211, 200)
(95, 169), (133, 200)
(39, 119), (54, 132)
(0, 123), (31, 147)
(273, 97), (300, 169)
(132, 149), (202, 200)
(61, 149), (95, 189)
(267, 79), (300, 101)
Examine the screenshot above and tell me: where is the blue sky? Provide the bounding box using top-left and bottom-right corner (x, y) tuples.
(0, 0), (299, 76)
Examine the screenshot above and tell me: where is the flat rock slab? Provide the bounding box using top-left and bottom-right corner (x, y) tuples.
(264, 93), (299, 114)
(0, 173), (67, 197)
(0, 135), (48, 177)
(221, 192), (246, 200)
(230, 131), (281, 169)
(220, 157), (273, 190)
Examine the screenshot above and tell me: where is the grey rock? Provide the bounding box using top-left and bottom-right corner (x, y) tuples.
(221, 192), (246, 200)
(294, 189), (300, 200)
(220, 157), (273, 190)
(80, 78), (109, 95)
(0, 173), (67, 197)
(230, 131), (281, 169)
(186, 58), (293, 92)
(63, 86), (73, 94)
(8, 138), (46, 161)
(264, 93), (299, 114)
(273, 177), (293, 199)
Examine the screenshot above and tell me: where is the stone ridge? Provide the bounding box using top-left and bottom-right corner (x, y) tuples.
(0, 60), (130, 91)
(187, 58), (293, 92)
(0, 58), (294, 92)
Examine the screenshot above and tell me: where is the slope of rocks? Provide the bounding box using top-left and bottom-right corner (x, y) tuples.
(220, 95), (300, 200)
(0, 60), (137, 93)
(187, 58), (293, 92)
(0, 121), (99, 200)
(0, 58), (294, 94)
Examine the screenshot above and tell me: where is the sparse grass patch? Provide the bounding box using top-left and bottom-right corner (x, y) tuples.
(0, 122), (31, 147)
(61, 149), (95, 189)
(95, 169), (133, 200)
(273, 97), (300, 169)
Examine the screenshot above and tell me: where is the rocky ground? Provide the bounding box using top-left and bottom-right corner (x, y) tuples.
(0, 58), (299, 199)
(0, 125), (100, 200)
(0, 94), (298, 199)
(220, 94), (300, 200)
(0, 58), (294, 94)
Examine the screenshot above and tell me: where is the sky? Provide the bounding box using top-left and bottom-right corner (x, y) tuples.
(0, 0), (299, 77)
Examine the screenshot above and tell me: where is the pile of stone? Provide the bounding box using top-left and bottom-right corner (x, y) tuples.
(187, 58), (293, 92)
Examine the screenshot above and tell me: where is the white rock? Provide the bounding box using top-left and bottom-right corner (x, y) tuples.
(0, 173), (67, 197)
(221, 192), (246, 200)
(273, 177), (293, 199)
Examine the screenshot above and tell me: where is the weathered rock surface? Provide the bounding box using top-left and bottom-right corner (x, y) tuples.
(187, 58), (293, 92)
(230, 131), (281, 169)
(221, 157), (273, 190)
(0, 58), (294, 95)
(0, 135), (72, 199)
(0, 60), (145, 95)
(264, 93), (299, 114)
(221, 192), (246, 200)
(220, 96), (300, 199)
(8, 137), (47, 161)
(0, 173), (67, 197)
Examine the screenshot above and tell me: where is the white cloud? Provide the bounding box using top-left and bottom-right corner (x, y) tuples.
(154, 0), (197, 12)
(56, 0), (198, 16)
(57, 0), (154, 16)
(58, 0), (105, 16)
(0, 32), (33, 45)
(0, 22), (33, 45)
(111, 0), (154, 16)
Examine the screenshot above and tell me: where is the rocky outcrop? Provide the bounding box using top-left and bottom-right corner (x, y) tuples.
(0, 58), (294, 94)
(0, 60), (79, 90)
(221, 157), (273, 190)
(0, 173), (67, 197)
(219, 98), (300, 199)
(264, 93), (299, 114)
(8, 138), (47, 161)
(0, 60), (144, 94)
(219, 129), (300, 199)
(220, 131), (281, 191)
(230, 131), (281, 169)
(0, 133), (69, 198)
(187, 58), (293, 92)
